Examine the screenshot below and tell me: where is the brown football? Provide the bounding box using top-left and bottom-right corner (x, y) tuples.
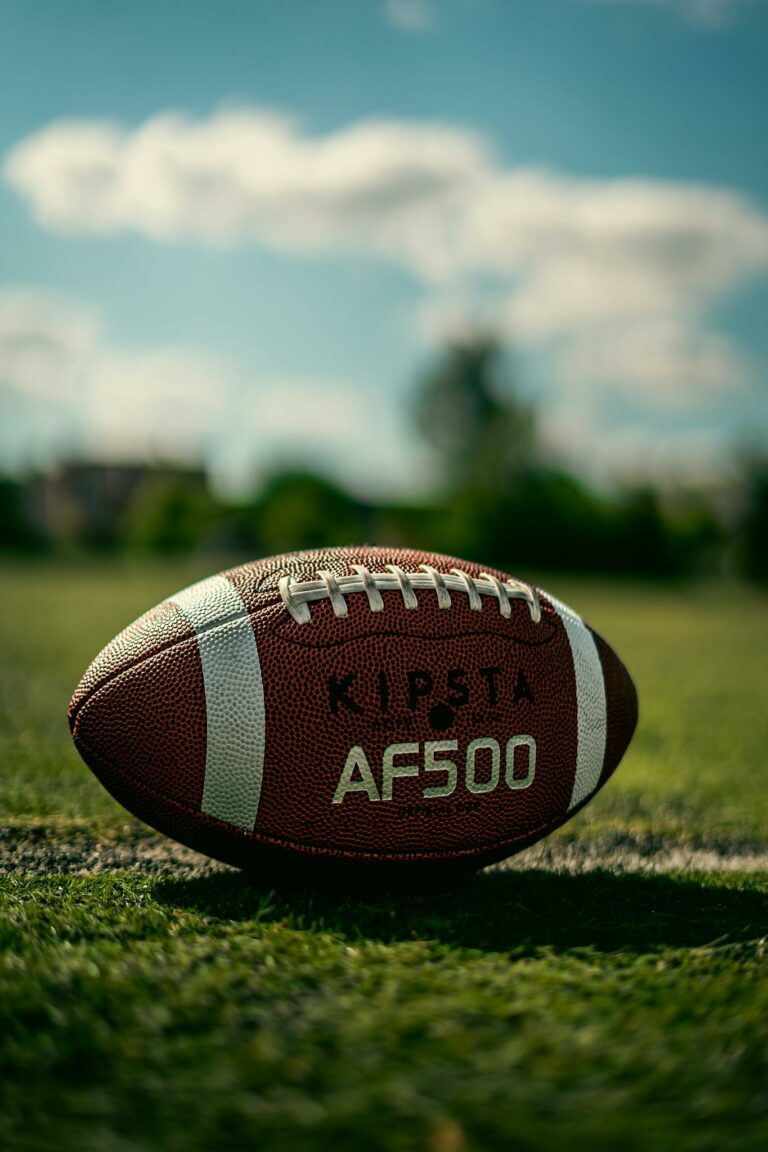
(69, 546), (638, 877)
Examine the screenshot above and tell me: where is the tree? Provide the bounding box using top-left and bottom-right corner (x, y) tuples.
(413, 336), (535, 495)
(0, 476), (40, 550)
(255, 471), (365, 556)
(120, 474), (214, 554)
(737, 459), (768, 583)
(409, 335), (713, 576)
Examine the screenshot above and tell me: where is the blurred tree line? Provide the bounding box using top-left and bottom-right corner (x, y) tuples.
(1, 337), (766, 581)
(409, 338), (726, 578)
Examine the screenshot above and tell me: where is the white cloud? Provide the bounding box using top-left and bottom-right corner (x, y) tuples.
(558, 318), (746, 405)
(0, 289), (386, 491)
(384, 0), (435, 31)
(4, 106), (768, 466)
(417, 170), (768, 407)
(248, 383), (370, 441)
(0, 289), (234, 470)
(84, 349), (232, 460)
(541, 401), (732, 486)
(0, 290), (99, 402)
(3, 110), (487, 261)
(586, 0), (753, 28)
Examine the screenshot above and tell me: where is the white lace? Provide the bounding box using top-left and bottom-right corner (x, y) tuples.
(278, 564), (541, 625)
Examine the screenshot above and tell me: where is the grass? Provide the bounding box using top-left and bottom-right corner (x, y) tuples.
(0, 558), (767, 1151)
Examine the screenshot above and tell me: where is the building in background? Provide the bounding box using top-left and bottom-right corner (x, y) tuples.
(25, 460), (210, 550)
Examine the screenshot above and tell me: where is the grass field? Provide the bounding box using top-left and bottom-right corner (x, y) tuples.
(1, 559), (766, 1152)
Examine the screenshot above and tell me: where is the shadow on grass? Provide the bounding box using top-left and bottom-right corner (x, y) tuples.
(154, 868), (767, 956)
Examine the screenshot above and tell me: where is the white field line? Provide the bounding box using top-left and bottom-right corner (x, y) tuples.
(0, 825), (766, 877)
(494, 838), (768, 875)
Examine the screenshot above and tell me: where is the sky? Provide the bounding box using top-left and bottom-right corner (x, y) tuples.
(0, 0), (767, 496)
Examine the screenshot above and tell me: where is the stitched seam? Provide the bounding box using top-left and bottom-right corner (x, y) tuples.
(73, 580), (549, 719)
(72, 595), (557, 723)
(280, 566), (541, 626)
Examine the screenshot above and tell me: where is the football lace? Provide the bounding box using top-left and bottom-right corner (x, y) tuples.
(278, 564), (542, 625)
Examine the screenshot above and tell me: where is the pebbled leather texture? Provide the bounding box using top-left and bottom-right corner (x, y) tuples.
(69, 546), (638, 873)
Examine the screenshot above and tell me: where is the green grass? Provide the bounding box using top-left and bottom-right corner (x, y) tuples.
(1, 559), (767, 1151)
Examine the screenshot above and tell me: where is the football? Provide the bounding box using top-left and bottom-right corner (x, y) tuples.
(69, 546), (638, 877)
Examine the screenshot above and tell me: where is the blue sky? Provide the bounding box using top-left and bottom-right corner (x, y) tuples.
(1, 0), (767, 494)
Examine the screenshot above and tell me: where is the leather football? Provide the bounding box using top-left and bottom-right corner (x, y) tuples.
(69, 547), (638, 877)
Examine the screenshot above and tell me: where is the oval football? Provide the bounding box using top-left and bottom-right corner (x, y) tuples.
(69, 546), (638, 876)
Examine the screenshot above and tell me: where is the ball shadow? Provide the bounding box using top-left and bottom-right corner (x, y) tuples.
(153, 866), (767, 955)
